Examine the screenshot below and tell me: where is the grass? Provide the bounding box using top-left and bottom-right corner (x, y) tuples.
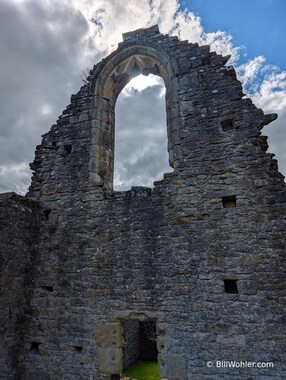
(122, 361), (160, 380)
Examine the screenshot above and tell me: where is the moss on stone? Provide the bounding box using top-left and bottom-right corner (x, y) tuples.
(123, 361), (160, 380)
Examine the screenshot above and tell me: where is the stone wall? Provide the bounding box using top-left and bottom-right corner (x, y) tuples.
(122, 320), (140, 370)
(1, 25), (285, 379)
(0, 193), (40, 380)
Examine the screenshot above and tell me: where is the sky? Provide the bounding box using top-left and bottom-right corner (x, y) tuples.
(0, 0), (285, 193)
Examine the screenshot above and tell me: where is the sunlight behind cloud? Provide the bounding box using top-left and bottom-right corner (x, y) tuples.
(41, 104), (53, 115)
(122, 74), (165, 96)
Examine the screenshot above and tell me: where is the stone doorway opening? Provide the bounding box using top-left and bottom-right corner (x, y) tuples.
(122, 319), (158, 371)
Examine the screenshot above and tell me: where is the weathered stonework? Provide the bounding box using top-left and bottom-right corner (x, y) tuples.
(0, 193), (40, 379)
(1, 25), (285, 379)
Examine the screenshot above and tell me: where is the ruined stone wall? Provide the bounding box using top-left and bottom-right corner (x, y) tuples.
(1, 25), (285, 379)
(0, 193), (40, 380)
(22, 177), (286, 379)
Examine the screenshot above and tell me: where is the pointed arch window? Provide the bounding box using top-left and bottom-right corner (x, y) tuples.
(114, 74), (171, 190)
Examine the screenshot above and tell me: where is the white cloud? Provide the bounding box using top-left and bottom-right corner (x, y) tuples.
(0, 163), (31, 195)
(71, 0), (179, 56)
(237, 56), (266, 86)
(122, 74), (163, 95)
(252, 71), (286, 176)
(253, 71), (286, 111)
(171, 9), (240, 63)
(236, 56), (286, 177)
(70, 0), (240, 63)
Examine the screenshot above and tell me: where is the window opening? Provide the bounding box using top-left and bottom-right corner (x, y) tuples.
(221, 119), (234, 132)
(30, 342), (40, 354)
(41, 285), (53, 292)
(114, 74), (172, 191)
(62, 144), (72, 157)
(224, 279), (238, 294)
(44, 209), (52, 220)
(70, 345), (83, 352)
(222, 195), (236, 208)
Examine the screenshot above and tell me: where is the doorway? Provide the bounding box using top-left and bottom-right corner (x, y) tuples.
(122, 319), (158, 370)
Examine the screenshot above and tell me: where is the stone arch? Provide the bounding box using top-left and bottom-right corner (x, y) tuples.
(89, 43), (181, 190)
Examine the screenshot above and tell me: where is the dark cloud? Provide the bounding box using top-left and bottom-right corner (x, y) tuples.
(0, 0), (97, 193)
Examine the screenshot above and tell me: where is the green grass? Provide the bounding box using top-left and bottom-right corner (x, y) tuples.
(123, 361), (160, 380)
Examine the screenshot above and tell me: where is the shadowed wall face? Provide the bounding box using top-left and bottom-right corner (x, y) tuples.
(123, 320), (140, 369)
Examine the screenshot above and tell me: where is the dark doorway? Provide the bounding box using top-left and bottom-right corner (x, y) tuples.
(140, 321), (158, 361)
(122, 320), (158, 370)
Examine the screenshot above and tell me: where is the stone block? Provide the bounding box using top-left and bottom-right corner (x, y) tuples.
(93, 323), (123, 348)
(164, 354), (187, 380)
(97, 348), (123, 373)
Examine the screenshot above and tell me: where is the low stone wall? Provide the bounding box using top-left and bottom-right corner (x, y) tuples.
(0, 193), (40, 379)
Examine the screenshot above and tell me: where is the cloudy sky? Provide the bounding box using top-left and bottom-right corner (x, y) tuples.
(0, 0), (285, 193)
